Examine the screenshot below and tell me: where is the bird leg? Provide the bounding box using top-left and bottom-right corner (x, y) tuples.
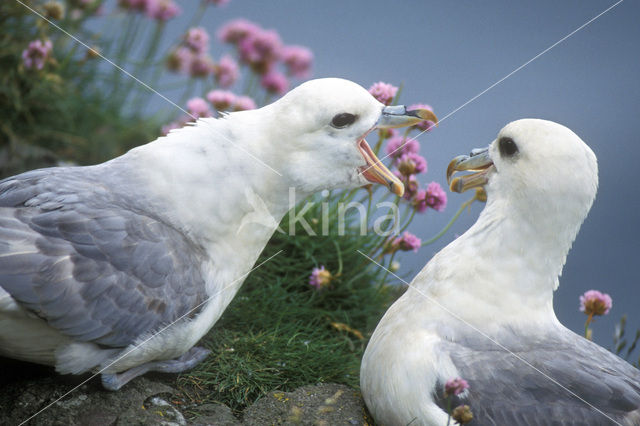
(101, 346), (211, 391)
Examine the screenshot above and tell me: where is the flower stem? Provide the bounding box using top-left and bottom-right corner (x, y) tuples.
(585, 313), (593, 339)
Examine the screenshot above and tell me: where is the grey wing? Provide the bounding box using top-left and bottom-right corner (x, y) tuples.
(436, 330), (640, 426)
(0, 167), (208, 347)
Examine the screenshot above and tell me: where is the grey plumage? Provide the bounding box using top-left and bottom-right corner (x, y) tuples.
(0, 164), (208, 348)
(433, 324), (640, 425)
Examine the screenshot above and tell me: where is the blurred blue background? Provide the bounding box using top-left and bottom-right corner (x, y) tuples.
(137, 1), (639, 351)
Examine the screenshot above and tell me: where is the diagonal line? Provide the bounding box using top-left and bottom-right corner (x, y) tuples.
(363, 0), (625, 174)
(15, 0), (283, 177)
(357, 250), (622, 425)
(19, 250), (284, 426)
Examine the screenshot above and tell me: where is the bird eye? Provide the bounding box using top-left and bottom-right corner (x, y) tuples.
(331, 113), (357, 128)
(498, 137), (519, 157)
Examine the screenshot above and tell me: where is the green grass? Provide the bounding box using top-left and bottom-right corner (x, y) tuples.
(176, 208), (406, 414)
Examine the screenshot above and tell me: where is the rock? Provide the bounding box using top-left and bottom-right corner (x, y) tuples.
(189, 403), (241, 426)
(242, 383), (370, 425)
(0, 367), (180, 426)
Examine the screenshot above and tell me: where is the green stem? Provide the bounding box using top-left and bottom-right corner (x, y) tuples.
(585, 314), (593, 339)
(399, 208), (416, 234)
(125, 20), (165, 105)
(421, 195), (475, 246)
(379, 251), (397, 287)
(333, 240), (343, 276)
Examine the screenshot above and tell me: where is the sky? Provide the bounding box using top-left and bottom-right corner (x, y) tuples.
(116, 1), (639, 351)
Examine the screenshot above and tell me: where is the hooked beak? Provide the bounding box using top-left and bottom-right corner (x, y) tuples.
(446, 147), (495, 193)
(357, 105), (438, 196)
(376, 105), (439, 129)
(358, 139), (404, 196)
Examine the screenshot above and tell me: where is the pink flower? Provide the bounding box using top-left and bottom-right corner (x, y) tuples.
(394, 173), (419, 201)
(309, 265), (332, 290)
(238, 28), (282, 73)
(261, 70), (289, 95)
(166, 46), (192, 73)
(368, 81), (398, 106)
(444, 377), (469, 397)
(408, 103), (436, 131)
(281, 45), (313, 78)
(184, 27), (209, 54)
(22, 39), (53, 70)
(580, 290), (612, 316)
(161, 120), (181, 136)
(425, 182), (447, 212)
(206, 90), (236, 111)
(379, 127), (397, 140)
(385, 136), (419, 159)
(217, 18), (260, 45)
(214, 54), (239, 88)
(186, 97), (211, 118)
(396, 152), (427, 176)
(390, 232), (421, 253)
(145, 0), (180, 21)
(413, 182), (447, 213)
(233, 95), (257, 111)
(189, 54), (215, 78)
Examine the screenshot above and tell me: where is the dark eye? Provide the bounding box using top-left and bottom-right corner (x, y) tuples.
(331, 113), (357, 128)
(499, 137), (519, 157)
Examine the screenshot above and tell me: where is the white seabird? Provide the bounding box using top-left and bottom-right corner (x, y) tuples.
(0, 78), (437, 390)
(360, 119), (640, 425)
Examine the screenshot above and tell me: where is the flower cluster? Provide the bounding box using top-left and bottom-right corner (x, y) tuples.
(444, 377), (469, 396)
(161, 91), (257, 135)
(167, 27), (218, 79)
(22, 39), (53, 70)
(384, 232), (422, 254)
(580, 290), (612, 316)
(119, 0), (181, 21)
(309, 265), (333, 290)
(368, 82), (398, 105)
(218, 18), (312, 90)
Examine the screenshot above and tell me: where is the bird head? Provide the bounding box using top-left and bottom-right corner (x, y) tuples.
(265, 78), (437, 196)
(447, 119), (598, 235)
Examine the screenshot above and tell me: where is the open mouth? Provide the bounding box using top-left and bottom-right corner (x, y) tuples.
(357, 138), (404, 196)
(446, 149), (495, 193)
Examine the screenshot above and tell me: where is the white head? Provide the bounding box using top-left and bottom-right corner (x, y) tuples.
(258, 78), (436, 195)
(447, 119), (598, 276)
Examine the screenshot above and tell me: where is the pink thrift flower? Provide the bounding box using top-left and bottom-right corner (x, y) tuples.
(397, 152), (427, 176)
(379, 127), (397, 140)
(184, 27), (209, 54)
(261, 70), (289, 95)
(392, 232), (421, 253)
(166, 46), (192, 73)
(281, 45), (313, 78)
(580, 290), (612, 316)
(385, 136), (419, 159)
(445, 377), (469, 397)
(425, 182), (447, 212)
(309, 265), (332, 290)
(368, 81), (398, 106)
(217, 18), (260, 44)
(189, 54), (215, 78)
(22, 39), (53, 70)
(214, 54), (239, 88)
(186, 97), (211, 118)
(206, 90), (236, 111)
(161, 121), (181, 136)
(402, 174), (420, 201)
(408, 103), (436, 131)
(233, 95), (257, 111)
(238, 28), (282, 72)
(145, 0), (180, 21)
